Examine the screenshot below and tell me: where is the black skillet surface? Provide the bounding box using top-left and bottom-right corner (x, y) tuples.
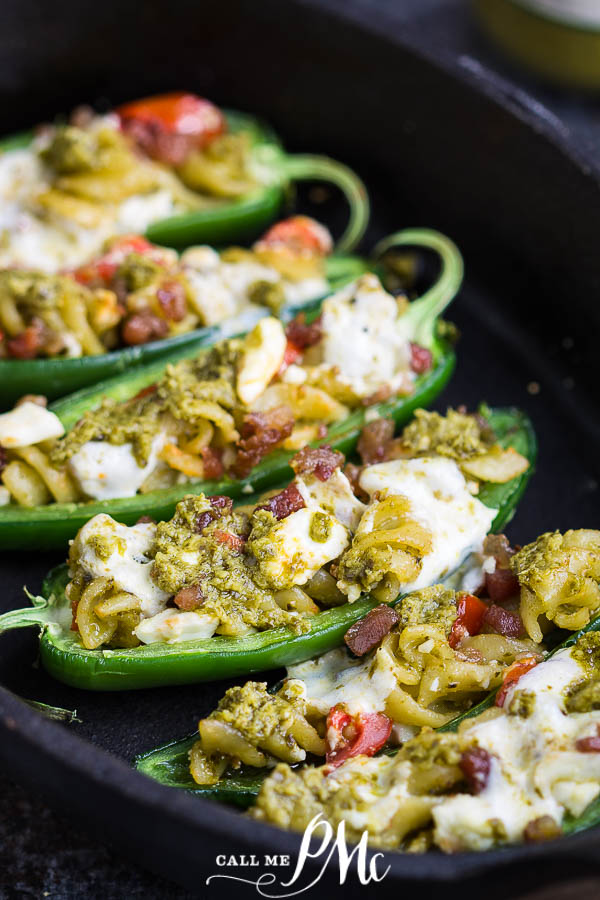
(1, 0), (600, 895)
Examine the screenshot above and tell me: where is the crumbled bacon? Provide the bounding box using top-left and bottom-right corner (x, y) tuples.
(122, 310), (168, 345)
(483, 603), (525, 638)
(343, 462), (367, 501)
(213, 530), (246, 552)
(409, 342), (433, 374)
(257, 483), (305, 520)
(6, 318), (46, 359)
(485, 566), (520, 603)
(200, 446), (224, 481)
(123, 119), (197, 166)
(285, 313), (322, 350)
(459, 747), (491, 794)
(576, 726), (600, 753)
(234, 406), (295, 478)
(0, 446), (6, 476)
(344, 604), (399, 656)
(174, 583), (204, 611)
(15, 394), (47, 408)
(357, 419), (395, 465)
(135, 515), (155, 524)
(157, 280), (187, 321)
(194, 495), (233, 533)
(290, 445), (344, 482)
(483, 534), (516, 569)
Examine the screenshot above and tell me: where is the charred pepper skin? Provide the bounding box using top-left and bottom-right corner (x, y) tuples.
(0, 228), (464, 549)
(0, 408), (536, 691)
(0, 108), (370, 403)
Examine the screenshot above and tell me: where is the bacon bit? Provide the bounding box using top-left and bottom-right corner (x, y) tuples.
(483, 604), (525, 638)
(448, 594), (488, 649)
(344, 604), (399, 656)
(256, 216), (333, 257)
(483, 533), (516, 569)
(199, 446), (224, 481)
(0, 446), (6, 476)
(174, 583), (204, 611)
(285, 313), (322, 350)
(157, 280), (187, 321)
(523, 816), (562, 843)
(495, 656), (539, 707)
(290, 445), (344, 482)
(135, 515), (155, 524)
(122, 310), (169, 345)
(459, 747), (491, 794)
(485, 567), (520, 603)
(194, 495), (234, 533)
(234, 406), (295, 478)
(576, 726), (600, 753)
(409, 342), (433, 375)
(213, 530), (246, 552)
(357, 419), (395, 465)
(326, 706), (392, 768)
(257, 483), (305, 520)
(362, 384), (393, 407)
(6, 319), (46, 359)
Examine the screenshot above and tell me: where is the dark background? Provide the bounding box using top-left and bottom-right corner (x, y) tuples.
(2, 0), (600, 897)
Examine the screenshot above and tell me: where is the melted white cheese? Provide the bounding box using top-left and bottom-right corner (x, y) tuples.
(433, 649), (600, 852)
(260, 507), (349, 587)
(69, 434), (165, 500)
(318, 274), (413, 398)
(295, 468), (366, 532)
(135, 608), (219, 644)
(73, 514), (168, 616)
(0, 402), (65, 448)
(236, 317), (287, 405)
(288, 648), (396, 716)
(357, 457), (497, 593)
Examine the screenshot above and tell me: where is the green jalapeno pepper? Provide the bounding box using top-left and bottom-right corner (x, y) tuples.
(0, 252), (367, 407)
(0, 110), (369, 252)
(133, 602), (600, 822)
(0, 406), (536, 694)
(0, 228), (463, 549)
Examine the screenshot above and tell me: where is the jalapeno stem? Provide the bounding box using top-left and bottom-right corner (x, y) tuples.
(280, 154), (370, 254)
(372, 228), (465, 348)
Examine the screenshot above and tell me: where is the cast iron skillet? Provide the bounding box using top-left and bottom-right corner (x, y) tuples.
(1, 0), (600, 895)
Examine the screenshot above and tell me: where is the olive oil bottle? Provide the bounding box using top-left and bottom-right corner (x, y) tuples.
(474, 0), (600, 89)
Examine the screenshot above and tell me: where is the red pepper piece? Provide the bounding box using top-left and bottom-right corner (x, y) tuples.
(576, 726), (600, 753)
(409, 342), (433, 374)
(73, 235), (157, 284)
(448, 593), (488, 649)
(118, 93), (225, 143)
(325, 705), (392, 768)
(256, 215), (333, 257)
(495, 656), (539, 707)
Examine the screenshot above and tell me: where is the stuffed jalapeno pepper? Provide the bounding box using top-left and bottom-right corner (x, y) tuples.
(0, 406), (534, 689)
(0, 92), (368, 270)
(137, 528), (600, 829)
(0, 216), (366, 403)
(0, 230), (462, 548)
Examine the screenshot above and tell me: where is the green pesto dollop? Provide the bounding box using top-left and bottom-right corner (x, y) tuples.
(116, 253), (164, 292)
(565, 677), (600, 714)
(50, 340), (240, 467)
(40, 126), (99, 175)
(309, 511), (332, 544)
(507, 690), (536, 719)
(571, 631), (600, 675)
(248, 279), (285, 313)
(396, 585), (458, 635)
(401, 408), (493, 460)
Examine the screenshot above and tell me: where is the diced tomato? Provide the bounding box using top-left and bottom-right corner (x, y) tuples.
(255, 216), (333, 257)
(277, 339), (303, 377)
(495, 656), (539, 707)
(325, 705), (392, 768)
(117, 92), (225, 144)
(448, 593), (488, 649)
(73, 235), (158, 284)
